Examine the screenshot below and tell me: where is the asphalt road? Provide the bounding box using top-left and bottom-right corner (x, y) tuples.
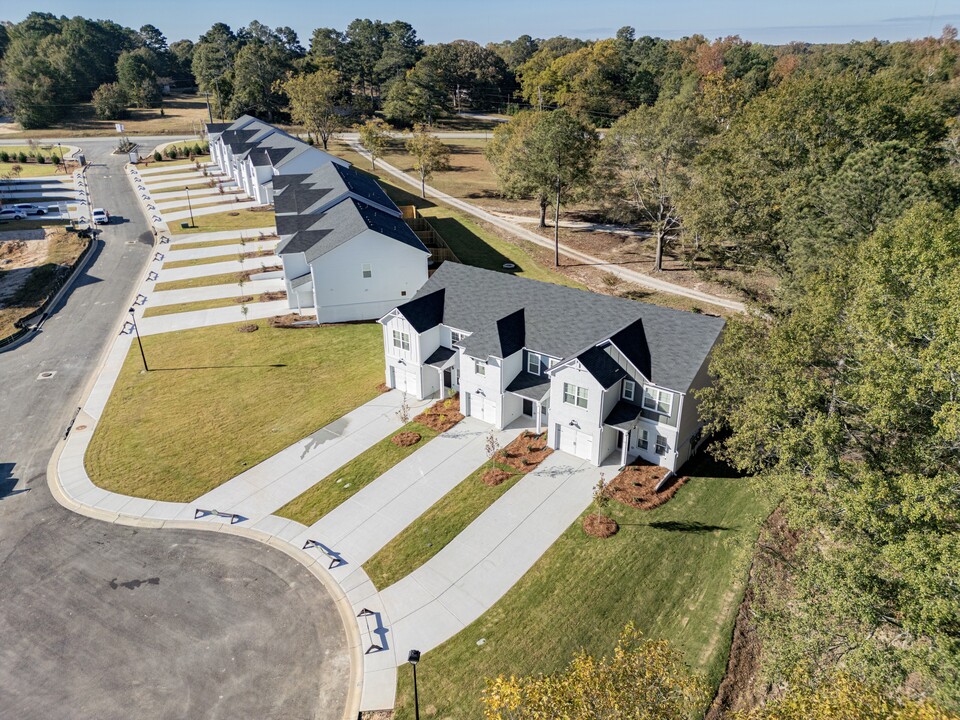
(0, 137), (350, 719)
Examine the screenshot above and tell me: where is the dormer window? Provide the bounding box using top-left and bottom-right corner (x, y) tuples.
(451, 330), (467, 344)
(474, 359), (486, 376)
(623, 379), (635, 402)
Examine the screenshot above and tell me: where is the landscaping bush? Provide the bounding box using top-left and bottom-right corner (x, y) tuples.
(153, 151), (162, 162)
(36, 154), (46, 164)
(165, 146), (177, 159)
(17, 152), (27, 164)
(0, 151), (8, 163)
(193, 143), (203, 156)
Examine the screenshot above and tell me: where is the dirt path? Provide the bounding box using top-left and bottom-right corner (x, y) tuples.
(488, 210), (652, 239)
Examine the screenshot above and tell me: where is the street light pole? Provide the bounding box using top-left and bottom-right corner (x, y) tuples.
(408, 650), (421, 720)
(129, 307), (148, 371)
(185, 186), (194, 227)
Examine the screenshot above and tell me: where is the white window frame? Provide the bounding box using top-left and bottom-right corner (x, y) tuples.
(623, 379), (635, 402)
(450, 329), (468, 344)
(655, 434), (668, 455)
(643, 386), (673, 416)
(392, 329), (410, 352)
(527, 352), (541, 376)
(361, 263), (372, 279)
(638, 429), (649, 450)
(474, 359), (486, 376)
(562, 382), (589, 409)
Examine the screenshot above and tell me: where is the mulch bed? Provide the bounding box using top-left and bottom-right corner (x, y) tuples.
(234, 295), (254, 303)
(413, 394), (464, 433)
(391, 431), (422, 447)
(583, 513), (619, 538)
(376, 382), (391, 394)
(606, 460), (688, 510)
(481, 469), (512, 486)
(241, 249), (275, 260)
(495, 431), (552, 473)
(269, 313), (313, 328)
(236, 323), (259, 333)
(260, 290), (286, 301)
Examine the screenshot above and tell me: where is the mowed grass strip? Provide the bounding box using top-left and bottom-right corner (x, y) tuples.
(158, 197), (238, 214)
(154, 271), (245, 292)
(85, 322), (385, 501)
(150, 181), (213, 194)
(276, 421), (439, 526)
(364, 460), (521, 589)
(142, 293), (279, 318)
(162, 251), (277, 270)
(391, 457), (772, 720)
(170, 209), (276, 235)
(171, 237), (268, 251)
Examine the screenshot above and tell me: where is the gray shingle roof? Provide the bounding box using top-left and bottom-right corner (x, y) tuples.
(394, 263), (725, 393)
(577, 345), (627, 389)
(273, 164), (397, 217)
(604, 400), (643, 431)
(505, 370), (551, 402)
(275, 197), (428, 262)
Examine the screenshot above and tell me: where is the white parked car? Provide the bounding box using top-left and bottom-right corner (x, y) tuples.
(92, 208), (109, 225)
(12, 203), (46, 216)
(0, 208), (27, 222)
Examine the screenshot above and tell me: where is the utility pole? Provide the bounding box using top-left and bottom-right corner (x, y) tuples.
(538, 85), (543, 112)
(205, 92), (213, 124)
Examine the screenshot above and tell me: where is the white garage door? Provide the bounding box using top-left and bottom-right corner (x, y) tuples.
(557, 426), (593, 461)
(393, 367), (417, 395)
(470, 394), (498, 424)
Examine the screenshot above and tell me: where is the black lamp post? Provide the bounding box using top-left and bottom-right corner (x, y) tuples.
(129, 307), (148, 371)
(408, 649), (421, 720)
(185, 186), (195, 227)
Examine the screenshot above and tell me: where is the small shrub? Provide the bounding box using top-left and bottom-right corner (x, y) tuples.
(36, 154), (46, 164)
(201, 142), (209, 154)
(0, 150), (8, 163)
(153, 151), (162, 162)
(17, 152), (28, 164)
(165, 147), (177, 159)
(193, 143), (203, 156)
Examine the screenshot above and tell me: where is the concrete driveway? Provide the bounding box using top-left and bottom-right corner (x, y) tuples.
(0, 136), (351, 720)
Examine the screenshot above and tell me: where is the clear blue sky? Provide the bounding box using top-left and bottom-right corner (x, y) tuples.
(7, 1), (959, 45)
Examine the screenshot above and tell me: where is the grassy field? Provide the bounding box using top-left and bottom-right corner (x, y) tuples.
(169, 209), (276, 235)
(85, 321), (385, 501)
(364, 459), (522, 589)
(0, 93), (212, 138)
(154, 271), (246, 292)
(391, 456), (772, 720)
(276, 421), (440, 526)
(330, 140), (583, 289)
(0, 228), (88, 339)
(141, 293), (280, 318)
(0, 162), (64, 178)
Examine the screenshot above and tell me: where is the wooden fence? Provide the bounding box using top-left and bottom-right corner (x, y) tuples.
(397, 205), (459, 264)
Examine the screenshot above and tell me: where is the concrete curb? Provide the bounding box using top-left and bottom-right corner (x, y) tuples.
(45, 436), (364, 720)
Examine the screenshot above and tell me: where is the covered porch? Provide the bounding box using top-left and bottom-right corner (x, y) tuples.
(505, 370), (551, 434)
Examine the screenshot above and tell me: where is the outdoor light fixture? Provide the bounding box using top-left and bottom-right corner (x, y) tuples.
(184, 186), (195, 227)
(129, 307), (148, 372)
(408, 650), (422, 720)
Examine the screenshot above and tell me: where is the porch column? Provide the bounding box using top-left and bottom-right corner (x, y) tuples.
(620, 429), (629, 467)
(535, 401), (542, 434)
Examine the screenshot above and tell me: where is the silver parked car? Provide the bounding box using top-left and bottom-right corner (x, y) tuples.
(0, 208), (27, 222)
(12, 203), (46, 215)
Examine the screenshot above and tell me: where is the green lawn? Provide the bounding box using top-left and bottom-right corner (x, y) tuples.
(141, 293), (280, 318)
(140, 155), (211, 172)
(159, 197), (238, 214)
(364, 459), (522, 589)
(162, 250), (276, 270)
(169, 209), (276, 235)
(85, 322), (385, 501)
(391, 456), (772, 720)
(150, 181), (213, 194)
(276, 421), (440, 526)
(171, 237), (269, 251)
(154, 271), (245, 292)
(0, 162), (64, 178)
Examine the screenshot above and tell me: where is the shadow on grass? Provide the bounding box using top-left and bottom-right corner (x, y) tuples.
(150, 363), (287, 371)
(646, 520), (733, 533)
(426, 216), (523, 274)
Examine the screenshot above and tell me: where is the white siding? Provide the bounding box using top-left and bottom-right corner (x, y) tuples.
(547, 362), (605, 464)
(460, 350), (503, 427)
(308, 229), (428, 324)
